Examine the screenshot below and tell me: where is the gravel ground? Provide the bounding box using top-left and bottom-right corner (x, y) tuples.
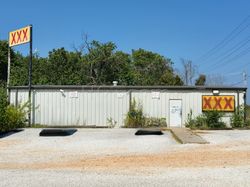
(0, 129), (250, 187)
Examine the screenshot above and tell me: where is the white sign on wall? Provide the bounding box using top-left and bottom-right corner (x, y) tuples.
(151, 92), (160, 99)
(69, 91), (78, 98)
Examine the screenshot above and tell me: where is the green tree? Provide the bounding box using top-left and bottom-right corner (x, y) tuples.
(0, 41), (9, 82)
(131, 49), (173, 85)
(159, 70), (184, 85)
(84, 41), (118, 84)
(10, 52), (28, 86)
(46, 48), (82, 85)
(2, 39), (184, 87)
(195, 74), (206, 86)
(0, 41), (17, 83)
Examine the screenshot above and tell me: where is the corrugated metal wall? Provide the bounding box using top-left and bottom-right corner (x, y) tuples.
(11, 89), (129, 127)
(132, 90), (245, 127)
(9, 88), (245, 127)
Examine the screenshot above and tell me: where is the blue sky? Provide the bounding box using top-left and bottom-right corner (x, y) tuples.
(1, 0), (250, 97)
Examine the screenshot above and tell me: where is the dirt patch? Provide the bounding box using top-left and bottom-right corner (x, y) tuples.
(0, 139), (24, 148)
(1, 144), (250, 170)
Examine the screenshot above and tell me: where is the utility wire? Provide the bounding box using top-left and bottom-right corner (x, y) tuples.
(196, 15), (250, 65)
(206, 46), (250, 73)
(201, 35), (250, 69)
(230, 80), (244, 86)
(206, 47), (250, 73)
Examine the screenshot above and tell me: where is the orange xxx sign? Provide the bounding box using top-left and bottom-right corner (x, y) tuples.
(202, 96), (235, 112)
(9, 26), (31, 47)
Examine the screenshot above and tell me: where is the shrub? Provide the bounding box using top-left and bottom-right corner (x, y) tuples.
(245, 119), (250, 127)
(124, 99), (167, 128)
(124, 99), (145, 128)
(144, 117), (167, 127)
(204, 111), (225, 129)
(186, 110), (206, 129)
(107, 117), (117, 128)
(0, 81), (30, 133)
(0, 83), (7, 131)
(186, 110), (225, 129)
(185, 110), (195, 128)
(231, 107), (245, 128)
(5, 103), (28, 129)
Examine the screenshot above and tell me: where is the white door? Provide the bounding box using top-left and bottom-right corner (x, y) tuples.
(169, 100), (182, 127)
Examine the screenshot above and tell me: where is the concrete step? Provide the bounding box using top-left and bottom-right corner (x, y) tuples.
(170, 128), (208, 144)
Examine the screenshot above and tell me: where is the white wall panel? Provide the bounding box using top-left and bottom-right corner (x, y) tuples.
(9, 88), (246, 127)
(23, 90), (129, 127)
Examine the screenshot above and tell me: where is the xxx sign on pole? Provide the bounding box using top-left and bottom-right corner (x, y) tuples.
(8, 25), (33, 126)
(9, 26), (31, 47)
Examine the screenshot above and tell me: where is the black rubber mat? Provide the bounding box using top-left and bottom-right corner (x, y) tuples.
(135, 129), (163, 135)
(0, 129), (24, 138)
(39, 129), (77, 136)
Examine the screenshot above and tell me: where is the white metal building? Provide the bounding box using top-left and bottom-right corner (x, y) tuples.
(9, 85), (247, 127)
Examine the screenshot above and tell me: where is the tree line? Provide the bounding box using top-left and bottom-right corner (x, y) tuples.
(0, 39), (207, 86)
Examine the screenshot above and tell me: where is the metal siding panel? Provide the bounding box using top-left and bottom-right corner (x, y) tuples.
(61, 92), (66, 126)
(96, 92), (99, 125)
(51, 92), (55, 125)
(91, 92), (95, 126)
(49, 92), (52, 125)
(8, 88), (244, 127)
(18, 90), (29, 104)
(104, 92), (108, 126)
(57, 91), (61, 125)
(86, 92), (91, 125)
(99, 92), (103, 126)
(111, 92), (115, 126)
(112, 92), (116, 126)
(117, 92), (123, 126)
(106, 92), (110, 125)
(84, 91), (88, 125)
(97, 91), (102, 126)
(79, 91), (83, 125)
(9, 90), (15, 105)
(39, 91), (44, 125)
(50, 92), (55, 126)
(118, 93), (122, 126)
(67, 92), (70, 126)
(115, 92), (119, 126)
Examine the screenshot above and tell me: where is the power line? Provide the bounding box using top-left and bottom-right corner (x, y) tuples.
(205, 46), (250, 73)
(201, 35), (250, 69)
(230, 81), (243, 86)
(196, 15), (250, 66)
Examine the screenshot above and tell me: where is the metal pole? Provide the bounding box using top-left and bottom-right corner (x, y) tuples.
(7, 47), (11, 102)
(243, 71), (247, 87)
(28, 25), (33, 126)
(237, 90), (240, 115)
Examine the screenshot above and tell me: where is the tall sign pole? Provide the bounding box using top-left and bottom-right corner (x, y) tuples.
(7, 47), (11, 102)
(8, 25), (32, 126)
(28, 25), (33, 127)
